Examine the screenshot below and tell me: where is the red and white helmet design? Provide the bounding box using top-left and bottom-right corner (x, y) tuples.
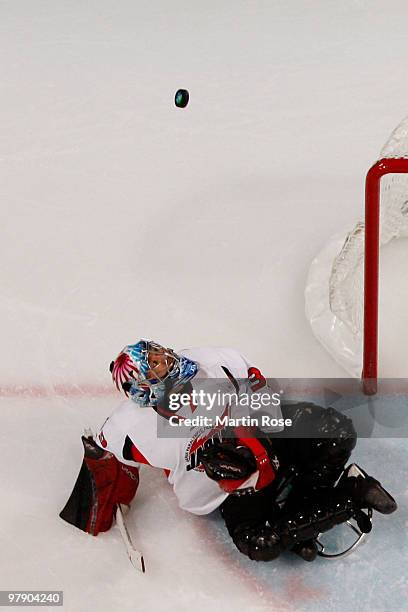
(110, 350), (140, 395)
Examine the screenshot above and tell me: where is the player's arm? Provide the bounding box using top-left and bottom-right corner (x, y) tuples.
(235, 355), (283, 434)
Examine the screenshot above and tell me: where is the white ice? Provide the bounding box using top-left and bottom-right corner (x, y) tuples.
(1, 2), (407, 611)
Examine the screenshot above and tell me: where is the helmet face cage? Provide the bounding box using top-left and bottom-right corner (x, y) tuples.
(144, 341), (178, 384)
(111, 340), (179, 395)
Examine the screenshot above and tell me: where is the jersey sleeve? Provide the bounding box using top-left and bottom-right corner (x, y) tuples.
(95, 399), (179, 472)
(238, 354), (284, 433)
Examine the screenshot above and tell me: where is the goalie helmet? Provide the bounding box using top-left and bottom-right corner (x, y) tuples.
(110, 339), (198, 398)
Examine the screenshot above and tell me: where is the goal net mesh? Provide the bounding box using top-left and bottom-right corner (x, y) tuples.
(329, 118), (408, 337)
(306, 116), (408, 377)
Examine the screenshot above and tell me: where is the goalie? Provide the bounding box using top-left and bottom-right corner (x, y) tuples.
(60, 340), (397, 562)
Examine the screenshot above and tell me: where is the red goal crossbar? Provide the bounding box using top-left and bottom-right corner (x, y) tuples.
(363, 158), (408, 394)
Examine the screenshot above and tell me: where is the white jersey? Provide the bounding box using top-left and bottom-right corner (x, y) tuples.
(95, 347), (282, 515)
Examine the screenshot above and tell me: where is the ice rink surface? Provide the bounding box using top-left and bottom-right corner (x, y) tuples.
(1, 1), (407, 610)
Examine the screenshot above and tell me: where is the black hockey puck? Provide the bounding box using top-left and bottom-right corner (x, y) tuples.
(175, 89), (189, 108)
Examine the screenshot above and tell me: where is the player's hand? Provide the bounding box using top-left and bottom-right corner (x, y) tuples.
(198, 441), (257, 481)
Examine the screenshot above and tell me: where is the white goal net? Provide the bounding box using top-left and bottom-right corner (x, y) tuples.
(306, 116), (408, 378)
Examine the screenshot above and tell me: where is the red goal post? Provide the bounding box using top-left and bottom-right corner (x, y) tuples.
(363, 158), (408, 394)
(305, 116), (408, 390)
